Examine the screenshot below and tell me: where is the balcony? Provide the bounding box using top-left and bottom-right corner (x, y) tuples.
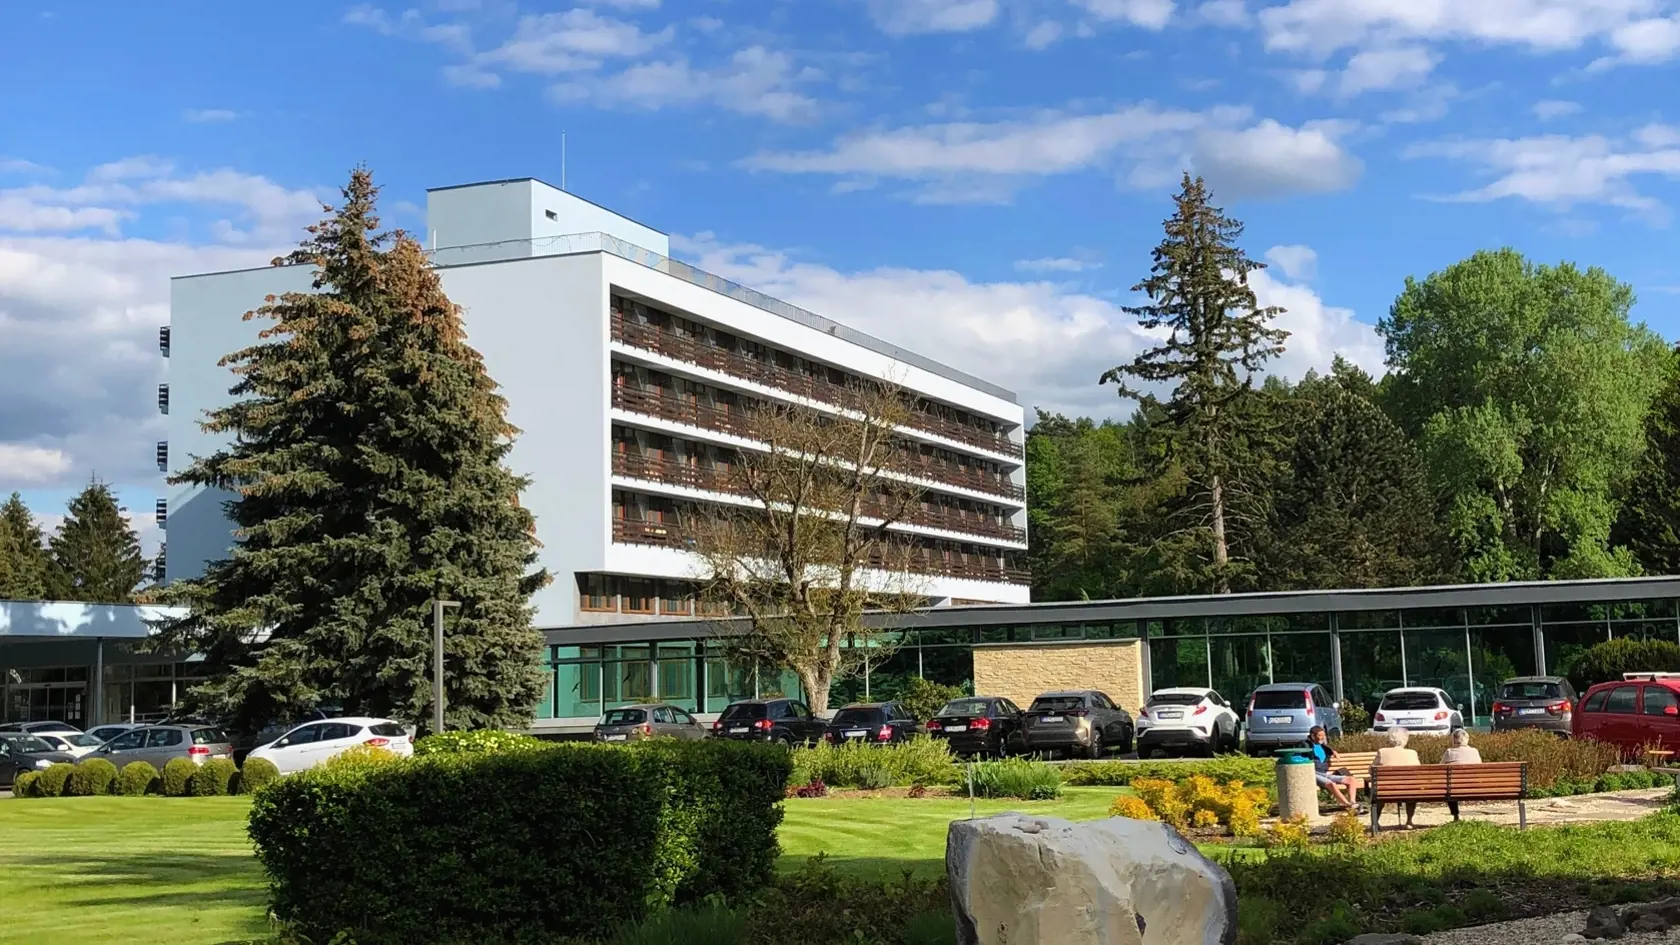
(611, 518), (1031, 586)
(157, 384), (169, 415)
(155, 499), (167, 530)
(611, 385), (1025, 502)
(612, 450), (1027, 544)
(612, 314), (1022, 460)
(159, 326), (170, 358)
(154, 441), (168, 472)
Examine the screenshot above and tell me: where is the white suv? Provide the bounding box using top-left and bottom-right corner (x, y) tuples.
(1135, 687), (1242, 757)
(1373, 687), (1463, 735)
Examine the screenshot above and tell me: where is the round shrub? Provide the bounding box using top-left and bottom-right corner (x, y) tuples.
(237, 757), (281, 795)
(118, 761), (160, 796)
(1108, 795), (1157, 820)
(36, 762), (75, 797)
(161, 757), (196, 797)
(323, 744), (397, 770)
(66, 757), (119, 796)
(413, 730), (545, 756)
(12, 771), (40, 797)
(1570, 638), (1680, 688)
(190, 757), (238, 796)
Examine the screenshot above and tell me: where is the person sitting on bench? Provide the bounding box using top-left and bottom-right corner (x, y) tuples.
(1373, 726), (1422, 829)
(1307, 725), (1358, 811)
(1440, 727), (1482, 822)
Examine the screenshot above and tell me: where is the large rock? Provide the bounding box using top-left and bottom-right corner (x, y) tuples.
(946, 813), (1238, 945)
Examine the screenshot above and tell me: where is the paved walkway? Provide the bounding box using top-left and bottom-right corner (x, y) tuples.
(1303, 787), (1674, 832)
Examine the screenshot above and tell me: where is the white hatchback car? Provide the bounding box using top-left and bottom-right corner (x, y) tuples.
(32, 731), (107, 758)
(1135, 687), (1243, 757)
(1372, 687), (1464, 736)
(245, 717), (415, 774)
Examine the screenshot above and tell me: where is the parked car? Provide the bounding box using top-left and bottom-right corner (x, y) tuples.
(1136, 687), (1242, 757)
(823, 702), (921, 745)
(1020, 690), (1134, 759)
(247, 706), (345, 756)
(710, 698), (826, 746)
(1491, 675), (1579, 736)
(85, 723), (148, 743)
(926, 696), (1025, 757)
(32, 731), (107, 758)
(92, 724), (236, 770)
(1573, 673), (1680, 757)
(593, 704), (707, 743)
(1244, 682), (1341, 755)
(246, 717), (414, 774)
(1372, 687), (1463, 736)
(0, 720), (83, 736)
(0, 734), (77, 788)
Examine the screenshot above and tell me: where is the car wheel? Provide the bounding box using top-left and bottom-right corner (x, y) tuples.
(1118, 729), (1133, 756)
(1087, 730), (1105, 760)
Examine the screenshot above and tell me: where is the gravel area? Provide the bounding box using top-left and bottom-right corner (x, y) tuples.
(1420, 907), (1680, 945)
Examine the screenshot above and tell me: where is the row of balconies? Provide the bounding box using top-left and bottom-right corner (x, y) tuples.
(611, 450), (1027, 544)
(611, 314), (1023, 460)
(610, 384), (1026, 502)
(610, 518), (1031, 586)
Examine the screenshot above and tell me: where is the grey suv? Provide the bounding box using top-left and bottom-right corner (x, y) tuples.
(1244, 682), (1340, 755)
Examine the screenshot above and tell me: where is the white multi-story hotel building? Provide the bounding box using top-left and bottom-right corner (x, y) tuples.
(160, 178), (1030, 629)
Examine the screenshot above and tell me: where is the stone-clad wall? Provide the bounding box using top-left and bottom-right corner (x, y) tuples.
(972, 640), (1145, 711)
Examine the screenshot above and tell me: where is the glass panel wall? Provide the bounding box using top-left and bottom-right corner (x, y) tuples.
(1149, 635), (1210, 691)
(1208, 635), (1270, 710)
(1338, 629), (1403, 715)
(1270, 633), (1334, 695)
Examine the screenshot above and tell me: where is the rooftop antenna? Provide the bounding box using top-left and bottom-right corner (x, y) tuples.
(561, 130), (567, 191)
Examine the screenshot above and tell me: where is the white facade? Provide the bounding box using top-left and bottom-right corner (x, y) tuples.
(162, 178), (1029, 628)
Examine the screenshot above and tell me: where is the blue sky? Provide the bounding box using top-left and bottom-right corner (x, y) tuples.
(4, 0), (1680, 554)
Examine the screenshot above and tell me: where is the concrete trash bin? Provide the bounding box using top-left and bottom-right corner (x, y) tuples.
(1274, 749), (1317, 821)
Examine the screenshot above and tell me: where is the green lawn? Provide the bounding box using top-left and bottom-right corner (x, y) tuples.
(0, 787), (1131, 944)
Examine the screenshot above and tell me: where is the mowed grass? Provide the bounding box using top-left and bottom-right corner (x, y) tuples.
(0, 796), (269, 945)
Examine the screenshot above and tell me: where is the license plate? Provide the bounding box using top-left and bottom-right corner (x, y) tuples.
(1518, 708), (1544, 716)
(604, 734), (627, 741)
(1268, 716), (1292, 724)
(1158, 710), (1184, 719)
(945, 725), (967, 733)
(1041, 715), (1063, 723)
(844, 729), (867, 737)
(728, 727), (749, 734)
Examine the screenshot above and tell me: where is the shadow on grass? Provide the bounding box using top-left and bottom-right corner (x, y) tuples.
(779, 855), (946, 881)
(13, 851), (268, 916)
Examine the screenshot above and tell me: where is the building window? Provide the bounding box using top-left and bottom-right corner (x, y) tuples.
(623, 580), (656, 614)
(580, 574), (617, 612)
(660, 582), (693, 616)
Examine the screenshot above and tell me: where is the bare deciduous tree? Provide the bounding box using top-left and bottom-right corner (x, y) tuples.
(692, 381), (929, 714)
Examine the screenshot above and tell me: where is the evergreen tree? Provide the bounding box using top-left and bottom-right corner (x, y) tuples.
(0, 493), (48, 599)
(153, 168), (548, 732)
(1620, 351), (1680, 574)
(1101, 173), (1289, 593)
(45, 481), (146, 603)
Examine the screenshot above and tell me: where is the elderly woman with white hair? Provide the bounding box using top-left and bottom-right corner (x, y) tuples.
(1440, 727), (1482, 822)
(1372, 726), (1422, 829)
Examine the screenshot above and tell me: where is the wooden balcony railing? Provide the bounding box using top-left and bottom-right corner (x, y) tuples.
(612, 314), (1023, 460)
(611, 518), (1031, 586)
(612, 451), (1028, 544)
(611, 385), (1026, 502)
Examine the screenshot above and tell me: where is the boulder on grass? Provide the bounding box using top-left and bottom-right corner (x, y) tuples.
(946, 813), (1237, 945)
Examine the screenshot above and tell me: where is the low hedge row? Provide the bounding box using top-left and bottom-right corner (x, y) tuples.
(13, 756), (283, 798)
(789, 737), (955, 790)
(412, 729), (549, 756)
(1062, 755), (1276, 787)
(1331, 729), (1622, 791)
(248, 738), (791, 945)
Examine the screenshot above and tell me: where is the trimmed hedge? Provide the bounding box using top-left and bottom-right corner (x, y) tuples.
(36, 762), (74, 797)
(1570, 638), (1680, 688)
(249, 738), (791, 945)
(412, 729), (548, 756)
(191, 757), (237, 796)
(12, 771), (39, 797)
(236, 757), (280, 795)
(160, 757), (195, 797)
(1062, 756), (1275, 787)
(65, 758), (119, 796)
(789, 738), (955, 789)
(118, 762), (160, 796)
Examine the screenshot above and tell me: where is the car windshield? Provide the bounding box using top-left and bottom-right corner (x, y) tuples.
(64, 734), (103, 747)
(191, 728), (229, 745)
(719, 703), (767, 721)
(2, 735), (54, 753)
(832, 708), (884, 726)
(1252, 690), (1308, 709)
(1501, 682), (1563, 700)
(937, 699), (993, 718)
(1147, 693), (1206, 707)
(370, 723), (407, 737)
(1380, 692), (1443, 711)
(1030, 696), (1088, 712)
(602, 709), (646, 725)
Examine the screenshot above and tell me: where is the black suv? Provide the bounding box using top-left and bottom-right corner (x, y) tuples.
(823, 702), (920, 745)
(710, 698), (826, 746)
(1021, 690), (1134, 759)
(926, 696), (1026, 757)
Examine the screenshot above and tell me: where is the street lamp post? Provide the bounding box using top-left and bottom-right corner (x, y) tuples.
(431, 599), (461, 735)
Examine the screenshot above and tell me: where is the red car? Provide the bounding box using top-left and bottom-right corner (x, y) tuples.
(1572, 673), (1680, 757)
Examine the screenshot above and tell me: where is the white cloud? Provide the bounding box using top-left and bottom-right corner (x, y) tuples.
(0, 443), (73, 484)
(865, 0), (999, 35)
(1405, 126), (1680, 218)
(1023, 21), (1065, 48)
(182, 108), (238, 123)
(1605, 14), (1680, 64)
(1196, 0), (1249, 26)
(0, 157), (48, 174)
(1532, 99), (1584, 120)
(1264, 244), (1318, 281)
(1257, 0), (1666, 57)
(1072, 0), (1178, 30)
(740, 104), (1360, 201)
(672, 233), (1382, 420)
(477, 9), (671, 74)
(1015, 256), (1100, 273)
(550, 46), (822, 123)
(1337, 45), (1439, 95)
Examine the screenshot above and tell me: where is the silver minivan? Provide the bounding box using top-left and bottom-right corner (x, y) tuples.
(1244, 682), (1341, 755)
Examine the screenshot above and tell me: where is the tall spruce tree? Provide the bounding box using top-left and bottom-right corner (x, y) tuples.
(153, 168), (548, 732)
(1619, 351), (1680, 574)
(0, 493), (48, 599)
(1101, 173), (1289, 593)
(46, 481), (145, 603)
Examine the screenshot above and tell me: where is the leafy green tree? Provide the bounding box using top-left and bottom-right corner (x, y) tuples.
(1619, 352), (1680, 574)
(45, 481), (145, 603)
(1381, 249), (1669, 581)
(0, 493), (48, 599)
(153, 168), (548, 733)
(1102, 173), (1288, 593)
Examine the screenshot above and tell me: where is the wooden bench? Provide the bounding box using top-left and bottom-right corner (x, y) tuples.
(1369, 762), (1529, 832)
(1329, 751), (1377, 797)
